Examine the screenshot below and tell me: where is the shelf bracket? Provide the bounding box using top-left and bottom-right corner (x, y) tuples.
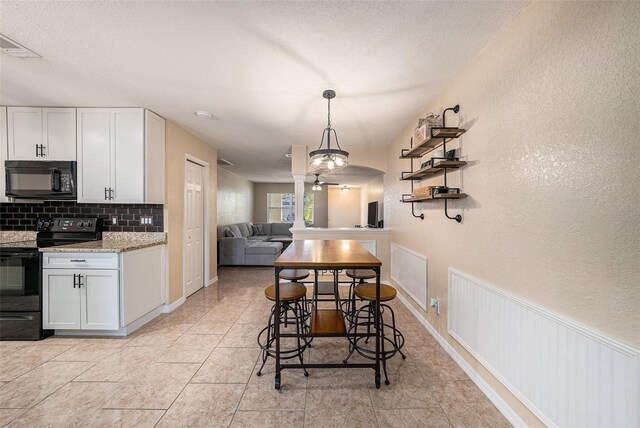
(411, 202), (424, 220)
(444, 199), (462, 223)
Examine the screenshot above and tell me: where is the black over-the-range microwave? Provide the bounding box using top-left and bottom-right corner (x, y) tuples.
(5, 160), (77, 200)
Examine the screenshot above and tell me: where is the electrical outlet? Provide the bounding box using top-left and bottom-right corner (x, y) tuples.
(110, 215), (118, 225)
(430, 297), (440, 315)
(140, 215), (153, 226)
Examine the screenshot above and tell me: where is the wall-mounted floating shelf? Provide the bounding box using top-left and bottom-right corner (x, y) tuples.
(400, 104), (468, 223)
(401, 159), (467, 180)
(401, 193), (468, 203)
(400, 127), (466, 158)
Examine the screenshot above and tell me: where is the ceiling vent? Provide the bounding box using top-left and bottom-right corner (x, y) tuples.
(0, 34), (40, 58)
(217, 158), (233, 166)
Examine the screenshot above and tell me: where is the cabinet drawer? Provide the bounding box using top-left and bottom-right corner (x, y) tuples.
(42, 253), (119, 270)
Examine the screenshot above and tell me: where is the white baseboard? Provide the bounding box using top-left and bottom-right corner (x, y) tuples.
(207, 276), (218, 287)
(162, 296), (186, 313)
(396, 292), (527, 428)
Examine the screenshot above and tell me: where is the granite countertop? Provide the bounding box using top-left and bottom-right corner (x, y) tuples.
(0, 240), (38, 249)
(0, 231), (37, 244)
(41, 232), (167, 253)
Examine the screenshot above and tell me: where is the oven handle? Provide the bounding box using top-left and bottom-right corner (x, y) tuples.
(0, 315), (35, 321)
(0, 253), (40, 258)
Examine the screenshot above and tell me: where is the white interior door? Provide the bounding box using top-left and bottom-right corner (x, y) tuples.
(184, 160), (205, 297)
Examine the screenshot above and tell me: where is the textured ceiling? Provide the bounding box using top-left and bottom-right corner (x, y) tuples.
(0, 1), (526, 182)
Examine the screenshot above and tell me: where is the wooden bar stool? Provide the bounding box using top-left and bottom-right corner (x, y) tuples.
(257, 283), (310, 377)
(279, 269), (310, 282)
(343, 283), (406, 385)
(343, 269), (377, 319)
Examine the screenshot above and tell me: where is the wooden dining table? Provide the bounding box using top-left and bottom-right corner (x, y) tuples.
(273, 239), (383, 389)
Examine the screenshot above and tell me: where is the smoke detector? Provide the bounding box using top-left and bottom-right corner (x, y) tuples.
(0, 34), (40, 58)
(194, 111), (212, 119)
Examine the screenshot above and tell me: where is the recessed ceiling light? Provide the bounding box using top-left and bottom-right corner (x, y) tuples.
(194, 111), (212, 118)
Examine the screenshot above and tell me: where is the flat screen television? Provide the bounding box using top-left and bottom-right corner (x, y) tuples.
(367, 201), (379, 228)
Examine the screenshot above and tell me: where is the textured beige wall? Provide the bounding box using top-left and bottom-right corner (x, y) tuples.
(385, 1), (639, 424)
(253, 182), (328, 227)
(166, 121), (218, 304)
(217, 167), (253, 226)
(328, 187), (361, 228)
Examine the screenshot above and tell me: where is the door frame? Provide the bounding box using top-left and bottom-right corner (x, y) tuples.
(182, 155), (210, 299)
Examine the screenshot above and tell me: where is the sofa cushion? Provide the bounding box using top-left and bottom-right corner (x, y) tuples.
(254, 222), (271, 235)
(252, 224), (264, 236)
(271, 223), (292, 236)
(217, 225), (230, 239)
(225, 229), (238, 238)
(245, 241), (282, 255)
(248, 236), (270, 242)
(237, 223), (252, 237)
(270, 235), (292, 241)
(228, 224), (241, 238)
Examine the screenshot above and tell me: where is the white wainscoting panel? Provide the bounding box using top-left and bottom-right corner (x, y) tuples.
(448, 268), (639, 428)
(390, 243), (428, 311)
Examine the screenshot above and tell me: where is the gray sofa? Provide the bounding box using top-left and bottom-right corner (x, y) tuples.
(217, 222), (293, 266)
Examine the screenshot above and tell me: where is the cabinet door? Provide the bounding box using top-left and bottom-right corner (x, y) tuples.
(80, 270), (119, 330)
(43, 269), (81, 329)
(7, 107), (42, 160)
(0, 107), (8, 202)
(77, 108), (111, 203)
(112, 109), (144, 203)
(43, 108), (76, 160)
(144, 110), (165, 204)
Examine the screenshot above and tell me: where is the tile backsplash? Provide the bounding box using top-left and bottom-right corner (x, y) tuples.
(0, 202), (163, 232)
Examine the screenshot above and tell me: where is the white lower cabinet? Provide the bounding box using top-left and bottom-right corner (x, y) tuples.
(43, 268), (119, 330)
(42, 245), (165, 334)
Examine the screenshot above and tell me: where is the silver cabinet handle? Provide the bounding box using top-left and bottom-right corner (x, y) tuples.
(105, 187), (108, 200)
(73, 273), (77, 288)
(36, 144), (40, 157)
(70, 259), (86, 262)
(78, 274), (84, 288)
(40, 144), (46, 156)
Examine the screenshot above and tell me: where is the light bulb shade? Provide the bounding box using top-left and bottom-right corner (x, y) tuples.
(340, 186), (349, 193)
(309, 149), (349, 172)
(312, 184), (322, 191)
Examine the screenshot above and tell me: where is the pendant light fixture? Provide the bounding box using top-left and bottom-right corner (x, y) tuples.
(309, 89), (349, 172)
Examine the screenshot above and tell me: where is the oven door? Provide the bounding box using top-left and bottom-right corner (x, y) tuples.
(0, 249), (42, 312)
(5, 160), (76, 200)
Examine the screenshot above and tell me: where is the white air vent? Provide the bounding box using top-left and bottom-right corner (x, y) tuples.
(0, 34), (40, 58)
(217, 158), (233, 166)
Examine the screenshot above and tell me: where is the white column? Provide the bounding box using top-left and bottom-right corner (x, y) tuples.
(292, 174), (306, 229)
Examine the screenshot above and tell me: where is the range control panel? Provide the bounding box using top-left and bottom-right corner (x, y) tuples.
(36, 217), (102, 233)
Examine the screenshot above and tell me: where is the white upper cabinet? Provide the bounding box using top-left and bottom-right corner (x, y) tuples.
(7, 107), (76, 160)
(77, 108), (112, 203)
(0, 107), (8, 203)
(144, 110), (166, 204)
(112, 109), (144, 203)
(42, 108), (76, 160)
(77, 108), (165, 204)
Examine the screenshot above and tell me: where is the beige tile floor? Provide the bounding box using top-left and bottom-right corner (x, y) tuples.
(0, 267), (510, 427)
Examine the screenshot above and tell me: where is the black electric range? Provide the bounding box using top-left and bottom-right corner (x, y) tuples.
(0, 217), (103, 340)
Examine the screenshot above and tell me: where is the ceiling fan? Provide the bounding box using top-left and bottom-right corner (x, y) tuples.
(311, 173), (338, 191)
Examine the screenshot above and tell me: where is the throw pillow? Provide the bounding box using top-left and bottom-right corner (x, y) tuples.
(225, 229), (238, 238)
(252, 224), (264, 236)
